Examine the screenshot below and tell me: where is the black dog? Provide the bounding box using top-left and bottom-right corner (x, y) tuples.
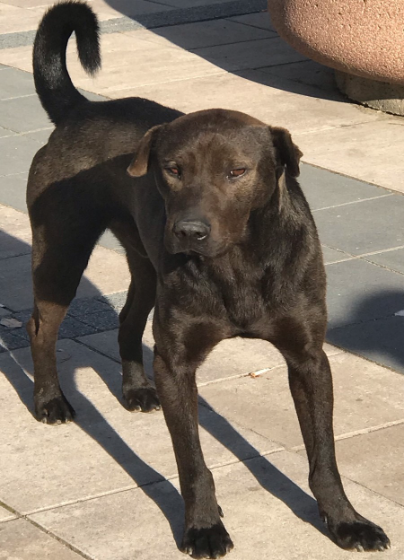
(27, 2), (390, 557)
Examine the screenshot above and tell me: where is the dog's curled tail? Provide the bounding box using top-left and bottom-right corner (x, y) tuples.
(33, 1), (101, 125)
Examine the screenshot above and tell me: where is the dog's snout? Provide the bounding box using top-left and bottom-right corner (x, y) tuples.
(173, 219), (211, 241)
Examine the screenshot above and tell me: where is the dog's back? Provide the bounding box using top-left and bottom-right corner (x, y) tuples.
(29, 1), (181, 219)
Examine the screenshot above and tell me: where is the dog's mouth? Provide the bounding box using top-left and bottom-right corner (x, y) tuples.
(164, 233), (226, 259)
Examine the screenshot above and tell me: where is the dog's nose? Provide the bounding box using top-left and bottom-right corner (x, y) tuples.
(173, 219), (211, 241)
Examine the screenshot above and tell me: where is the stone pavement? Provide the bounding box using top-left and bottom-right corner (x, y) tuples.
(1, 1), (404, 559)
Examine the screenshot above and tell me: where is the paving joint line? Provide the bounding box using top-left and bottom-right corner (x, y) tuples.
(312, 193), (394, 212)
(359, 255), (404, 277)
(18, 127), (53, 135)
(0, 499), (21, 519)
(24, 515), (95, 560)
(297, 115), (393, 137)
(189, 34), (280, 52)
(95, 70), (225, 94)
(323, 243), (404, 260)
(74, 337), (122, 364)
(223, 16), (276, 32)
(22, 446), (286, 518)
(324, 249), (404, 278)
(291, 418), (404, 453)
(1, 93), (36, 101)
(103, 71), (226, 93)
(328, 313), (403, 332)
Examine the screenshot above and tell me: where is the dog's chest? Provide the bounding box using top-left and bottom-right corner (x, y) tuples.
(203, 260), (271, 332)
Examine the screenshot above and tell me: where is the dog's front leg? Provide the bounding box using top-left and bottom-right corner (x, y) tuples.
(281, 340), (390, 552)
(153, 326), (234, 558)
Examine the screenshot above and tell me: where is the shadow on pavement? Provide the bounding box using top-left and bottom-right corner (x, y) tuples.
(102, 1), (343, 102)
(327, 288), (404, 374)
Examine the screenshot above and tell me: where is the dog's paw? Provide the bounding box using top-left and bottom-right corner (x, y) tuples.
(327, 517), (390, 552)
(181, 523), (234, 559)
(35, 395), (75, 424)
(123, 386), (160, 412)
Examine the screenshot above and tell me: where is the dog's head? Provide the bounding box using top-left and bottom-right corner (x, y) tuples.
(128, 109), (302, 258)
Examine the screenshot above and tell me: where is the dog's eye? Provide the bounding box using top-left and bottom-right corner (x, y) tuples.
(165, 166), (180, 177)
(228, 168), (246, 178)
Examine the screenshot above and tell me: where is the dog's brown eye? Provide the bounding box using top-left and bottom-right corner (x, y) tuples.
(229, 168), (246, 178)
(165, 166), (180, 177)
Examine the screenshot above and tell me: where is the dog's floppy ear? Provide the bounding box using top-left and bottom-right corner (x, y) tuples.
(270, 126), (303, 178)
(127, 125), (161, 177)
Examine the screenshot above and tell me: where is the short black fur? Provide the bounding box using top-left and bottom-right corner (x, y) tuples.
(27, 2), (390, 558)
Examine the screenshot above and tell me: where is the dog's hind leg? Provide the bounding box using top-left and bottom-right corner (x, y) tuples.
(27, 298), (74, 423)
(27, 220), (106, 424)
(110, 222), (160, 412)
(271, 315), (390, 552)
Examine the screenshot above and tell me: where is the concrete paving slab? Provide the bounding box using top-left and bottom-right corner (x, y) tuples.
(0, 124), (16, 138)
(158, 0), (238, 6)
(259, 59), (339, 95)
(0, 172), (28, 212)
(0, 341), (160, 512)
(228, 12), (276, 32)
(322, 246), (353, 265)
(0, 230), (30, 259)
(0, 67), (36, 100)
(366, 247), (404, 275)
(201, 338), (341, 385)
(0, 95), (49, 133)
(0, 517), (84, 559)
(239, 66), (345, 102)
(326, 259), (404, 328)
(0, 4), (44, 34)
(89, 0), (174, 20)
(0, 204), (32, 248)
(314, 195), (404, 256)
(0, 240), (130, 312)
(193, 36), (307, 71)
(296, 121), (404, 192)
(77, 307), (119, 332)
(143, 18), (273, 50)
(78, 244), (131, 297)
(333, 423), (404, 506)
(0, 33), (219, 86)
(29, 451), (404, 560)
(0, 133), (45, 176)
(328, 316), (404, 375)
(111, 70), (383, 135)
(79, 325), (343, 385)
(78, 330), (122, 362)
(23, 127), (53, 142)
(0, 326), (29, 351)
(2, 0), (56, 8)
(199, 352), (404, 449)
(0, 339), (279, 513)
(98, 229), (125, 253)
(299, 163), (392, 211)
(0, 504), (16, 522)
(0, 253), (33, 311)
(79, 326), (284, 382)
(61, 31), (223, 94)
